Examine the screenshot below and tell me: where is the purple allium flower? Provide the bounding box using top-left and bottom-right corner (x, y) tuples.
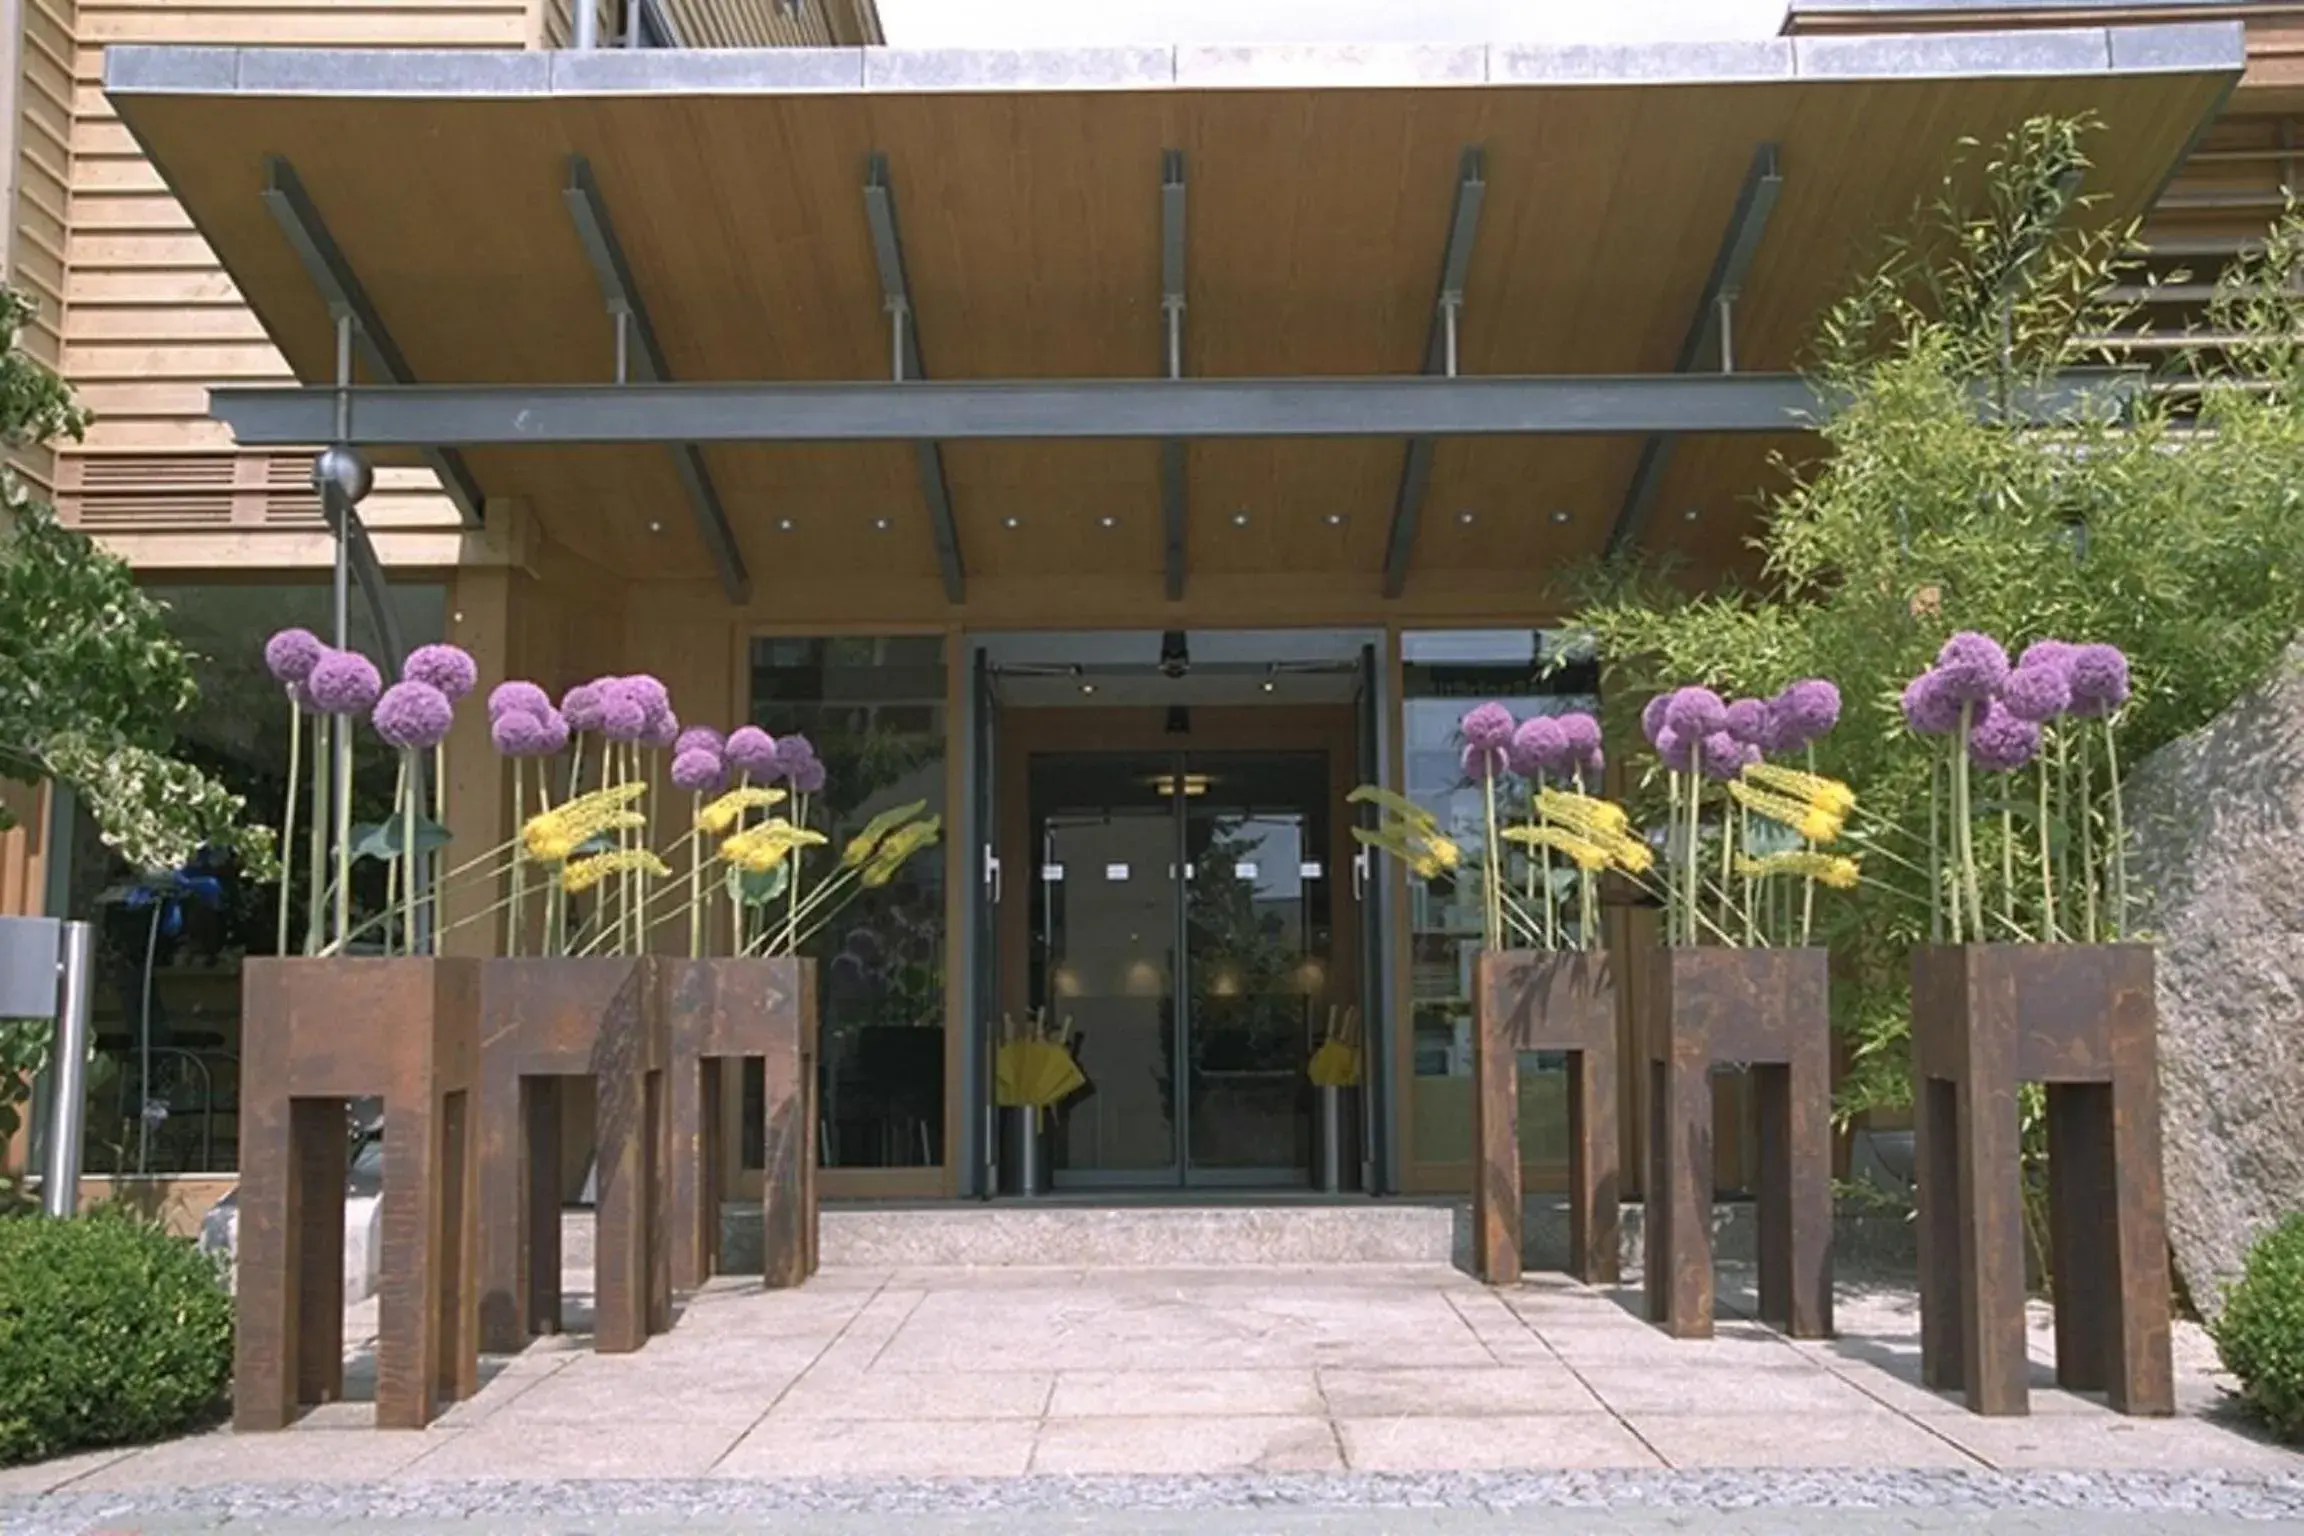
(402, 643), (477, 701)
(642, 708), (682, 752)
(1460, 741), (1504, 782)
(1580, 745), (1606, 777)
(1698, 730), (1747, 783)
(263, 627), (325, 686)
(1664, 686), (1726, 739)
(618, 674), (674, 735)
(1556, 712), (1601, 760)
(791, 757), (827, 796)
(1901, 669), (1964, 736)
(773, 733), (817, 775)
(1967, 701), (2042, 773)
(562, 681), (606, 734)
(599, 687), (649, 744)
(1933, 631), (2011, 704)
(1460, 702), (1516, 752)
(372, 680), (454, 751)
(285, 680), (313, 713)
(2066, 643), (2131, 718)
(1655, 725), (1696, 775)
(1640, 692), (1676, 748)
(1723, 698), (1771, 747)
(489, 680), (552, 722)
(670, 747), (727, 793)
(534, 709), (571, 757)
(1507, 716), (1566, 777)
(307, 649), (383, 716)
(1773, 679), (1843, 747)
(2017, 639), (2076, 679)
(2001, 664), (2071, 724)
(491, 710), (553, 758)
(725, 725), (779, 780)
(674, 726), (725, 758)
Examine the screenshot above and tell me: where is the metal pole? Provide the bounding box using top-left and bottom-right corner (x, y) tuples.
(574, 0), (598, 49)
(41, 921), (95, 1218)
(329, 312), (354, 952)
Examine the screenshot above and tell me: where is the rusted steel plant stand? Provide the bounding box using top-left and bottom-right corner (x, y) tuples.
(236, 957), (481, 1431)
(661, 956), (819, 1292)
(1471, 949), (1620, 1287)
(1912, 943), (2173, 1417)
(1644, 946), (1833, 1340)
(476, 957), (670, 1355)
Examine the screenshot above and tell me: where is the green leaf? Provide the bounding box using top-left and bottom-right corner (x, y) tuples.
(726, 861), (790, 907)
(350, 817), (454, 863)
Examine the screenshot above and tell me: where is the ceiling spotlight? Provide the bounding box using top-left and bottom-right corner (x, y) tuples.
(1549, 509), (1572, 525)
(646, 519), (663, 534)
(1683, 507), (1701, 522)
(776, 517), (796, 532)
(1079, 681), (1097, 696)
(1003, 515), (1021, 529)
(1261, 679), (1276, 693)
(1098, 514), (1118, 529)
(1457, 509), (1476, 526)
(1231, 510), (1250, 527)
(1324, 513), (1346, 527)
(873, 517), (893, 532)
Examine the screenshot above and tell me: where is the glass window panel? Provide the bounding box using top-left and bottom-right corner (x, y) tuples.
(64, 583), (445, 1177)
(742, 635), (947, 1170)
(1399, 630), (1600, 1177)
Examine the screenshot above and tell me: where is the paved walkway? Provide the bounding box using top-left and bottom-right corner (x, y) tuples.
(3, 1262), (2299, 1531)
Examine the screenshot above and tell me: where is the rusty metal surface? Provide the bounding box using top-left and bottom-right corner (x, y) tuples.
(1912, 942), (2173, 1419)
(1472, 950), (1620, 1289)
(1642, 947), (1832, 1342)
(237, 957), (481, 1432)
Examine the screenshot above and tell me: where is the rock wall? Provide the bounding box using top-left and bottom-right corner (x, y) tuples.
(2126, 642), (2304, 1320)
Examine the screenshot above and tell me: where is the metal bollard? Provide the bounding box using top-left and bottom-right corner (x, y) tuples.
(41, 921), (96, 1218)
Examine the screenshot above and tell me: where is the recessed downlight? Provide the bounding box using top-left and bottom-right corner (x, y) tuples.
(1324, 513), (1346, 527)
(1003, 515), (1021, 529)
(1457, 509), (1476, 526)
(1098, 514), (1118, 529)
(776, 517), (796, 533)
(873, 517), (893, 532)
(1231, 510), (1250, 527)
(1549, 509), (1573, 525)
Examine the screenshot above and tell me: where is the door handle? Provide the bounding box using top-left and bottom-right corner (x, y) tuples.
(1352, 847), (1369, 900)
(984, 847), (1003, 905)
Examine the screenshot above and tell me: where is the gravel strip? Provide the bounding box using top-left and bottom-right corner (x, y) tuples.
(7, 1469), (2304, 1532)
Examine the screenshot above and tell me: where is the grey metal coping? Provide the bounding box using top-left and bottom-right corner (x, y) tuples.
(103, 21), (2243, 101)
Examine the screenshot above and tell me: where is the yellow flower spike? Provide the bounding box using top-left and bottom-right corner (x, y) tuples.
(1728, 781), (1844, 846)
(696, 785), (788, 835)
(1507, 825), (1613, 873)
(522, 785), (651, 862)
(842, 800), (931, 869)
(862, 816), (944, 887)
(1425, 834), (1462, 871)
(1735, 851), (1860, 890)
(721, 819), (827, 874)
(1346, 785), (1441, 838)
(1740, 761), (1858, 818)
(560, 848), (672, 895)
(1603, 832), (1656, 875)
(1535, 788), (1630, 838)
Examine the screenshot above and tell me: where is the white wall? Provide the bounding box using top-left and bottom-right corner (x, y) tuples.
(876, 1), (1795, 47)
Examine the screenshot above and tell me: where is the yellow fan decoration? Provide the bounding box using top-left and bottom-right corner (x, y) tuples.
(721, 818), (827, 874)
(696, 785), (787, 835)
(522, 782), (649, 863)
(842, 799), (930, 868)
(995, 1009), (1086, 1113)
(561, 848), (671, 895)
(860, 815), (942, 887)
(1307, 1004), (1363, 1088)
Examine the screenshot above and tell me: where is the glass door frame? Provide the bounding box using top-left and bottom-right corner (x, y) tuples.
(992, 702), (1364, 1194)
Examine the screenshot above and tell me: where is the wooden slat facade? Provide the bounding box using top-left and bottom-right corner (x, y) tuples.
(5, 0), (78, 494)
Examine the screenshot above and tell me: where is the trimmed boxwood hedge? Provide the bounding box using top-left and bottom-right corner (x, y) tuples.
(0, 1206), (232, 1465)
(2212, 1212), (2304, 1444)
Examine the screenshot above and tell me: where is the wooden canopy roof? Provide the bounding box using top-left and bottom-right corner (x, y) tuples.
(106, 29), (2239, 619)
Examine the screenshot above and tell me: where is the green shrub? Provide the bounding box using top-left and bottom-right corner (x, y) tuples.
(2212, 1213), (2304, 1444)
(0, 1206), (232, 1465)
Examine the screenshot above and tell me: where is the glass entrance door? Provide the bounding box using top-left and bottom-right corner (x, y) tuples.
(1029, 751), (1331, 1188)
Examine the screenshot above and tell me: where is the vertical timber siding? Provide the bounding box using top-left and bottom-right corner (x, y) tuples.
(59, 0), (533, 541)
(8, 0), (76, 496)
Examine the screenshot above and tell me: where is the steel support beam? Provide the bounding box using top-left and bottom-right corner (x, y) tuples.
(563, 154), (751, 604)
(260, 156), (485, 526)
(864, 153), (966, 605)
(1605, 144), (1783, 560)
(1160, 149), (1188, 603)
(212, 373), (1825, 445)
(1383, 146), (1485, 600)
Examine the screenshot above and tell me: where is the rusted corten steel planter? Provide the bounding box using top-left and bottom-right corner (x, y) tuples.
(236, 957), (482, 1431)
(476, 957), (670, 1356)
(1471, 950), (1620, 1288)
(1644, 946), (1833, 1341)
(1912, 943), (2173, 1418)
(660, 956), (819, 1293)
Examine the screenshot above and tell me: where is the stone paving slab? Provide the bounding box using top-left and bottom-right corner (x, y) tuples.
(2, 1259), (2298, 1530)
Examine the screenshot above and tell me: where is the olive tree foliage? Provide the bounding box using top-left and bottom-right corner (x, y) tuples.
(0, 288), (275, 880)
(1567, 117), (2304, 1120)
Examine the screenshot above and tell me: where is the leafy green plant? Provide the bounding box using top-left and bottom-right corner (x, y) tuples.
(0, 1205), (233, 1464)
(0, 287), (274, 879)
(2211, 1214), (2304, 1443)
(0, 1015), (50, 1214)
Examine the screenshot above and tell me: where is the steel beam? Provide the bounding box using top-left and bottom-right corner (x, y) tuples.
(1160, 149), (1188, 602)
(1605, 144), (1783, 560)
(260, 156), (485, 526)
(563, 154), (751, 604)
(1382, 147), (1486, 600)
(864, 153), (966, 605)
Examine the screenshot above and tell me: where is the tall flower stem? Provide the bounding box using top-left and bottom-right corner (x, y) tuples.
(402, 751), (421, 955)
(305, 712), (328, 956)
(1928, 748), (1945, 945)
(2036, 753), (2057, 942)
(1717, 782), (1736, 940)
(2078, 726), (2099, 944)
(729, 773), (748, 958)
(1953, 701), (1983, 945)
(332, 712), (353, 951)
(1573, 766), (1597, 953)
(2000, 797), (2017, 939)
(509, 763), (527, 959)
(785, 790), (809, 955)
(1684, 773), (1703, 947)
(1799, 744), (1818, 948)
(1537, 773), (1558, 949)
(2102, 720), (2129, 941)
(278, 703), (302, 957)
(688, 791), (703, 959)
(386, 755), (406, 956)
(1665, 771), (1683, 946)
(1480, 766), (1503, 953)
